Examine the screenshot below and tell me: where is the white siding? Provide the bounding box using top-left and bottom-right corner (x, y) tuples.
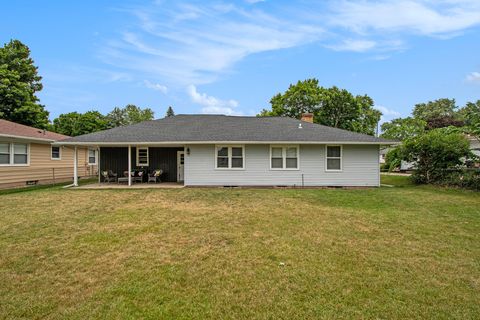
(185, 144), (380, 187)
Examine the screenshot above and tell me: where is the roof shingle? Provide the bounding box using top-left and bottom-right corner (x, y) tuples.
(0, 119), (69, 141)
(59, 115), (396, 144)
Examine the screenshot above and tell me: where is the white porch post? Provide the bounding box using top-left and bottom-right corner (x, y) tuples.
(97, 147), (101, 183)
(128, 145), (132, 186)
(73, 146), (78, 186)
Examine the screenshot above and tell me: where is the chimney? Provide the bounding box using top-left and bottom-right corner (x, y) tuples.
(301, 113), (313, 123)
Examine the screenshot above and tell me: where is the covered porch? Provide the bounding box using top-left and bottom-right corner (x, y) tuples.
(72, 145), (186, 187)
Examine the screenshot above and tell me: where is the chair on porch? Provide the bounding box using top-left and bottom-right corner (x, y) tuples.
(133, 170), (144, 183)
(101, 170), (117, 183)
(148, 169), (163, 183)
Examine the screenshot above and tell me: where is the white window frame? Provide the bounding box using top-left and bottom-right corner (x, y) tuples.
(136, 147), (149, 166)
(51, 146), (61, 160)
(269, 145), (300, 170)
(214, 145), (245, 170)
(0, 142), (30, 167)
(325, 145), (343, 172)
(88, 148), (97, 165)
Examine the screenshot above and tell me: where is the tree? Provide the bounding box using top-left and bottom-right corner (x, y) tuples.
(0, 39), (49, 128)
(259, 79), (323, 118)
(106, 107), (126, 127)
(380, 117), (426, 141)
(412, 98), (458, 122)
(52, 111), (109, 136)
(402, 129), (472, 184)
(106, 104), (154, 127)
(259, 79), (381, 135)
(166, 106), (175, 117)
(459, 100), (480, 139)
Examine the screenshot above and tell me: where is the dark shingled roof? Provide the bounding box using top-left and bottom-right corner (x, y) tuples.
(59, 114), (396, 144)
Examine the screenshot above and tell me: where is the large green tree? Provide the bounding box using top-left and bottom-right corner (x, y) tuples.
(52, 111), (109, 136)
(259, 79), (381, 135)
(0, 39), (49, 128)
(106, 104), (154, 127)
(380, 117), (426, 141)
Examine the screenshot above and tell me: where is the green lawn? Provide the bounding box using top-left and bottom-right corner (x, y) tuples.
(0, 176), (479, 319)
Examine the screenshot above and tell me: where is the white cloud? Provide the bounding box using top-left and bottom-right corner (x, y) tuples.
(375, 105), (402, 126)
(326, 39), (377, 52)
(466, 71), (480, 83)
(98, 0), (480, 86)
(329, 0), (480, 36)
(375, 105), (401, 117)
(100, 2), (323, 85)
(186, 85), (241, 115)
(143, 80), (168, 93)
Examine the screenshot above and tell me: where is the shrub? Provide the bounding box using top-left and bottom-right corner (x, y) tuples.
(384, 147), (403, 172)
(402, 129), (473, 184)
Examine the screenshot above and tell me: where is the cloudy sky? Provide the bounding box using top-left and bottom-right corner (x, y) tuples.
(2, 0), (480, 123)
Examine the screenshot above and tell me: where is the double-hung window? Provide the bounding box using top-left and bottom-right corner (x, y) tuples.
(51, 146), (61, 160)
(88, 149), (97, 165)
(326, 145), (342, 171)
(270, 146), (299, 170)
(215, 146), (244, 169)
(0, 143), (29, 166)
(136, 147), (149, 166)
(0, 143), (10, 165)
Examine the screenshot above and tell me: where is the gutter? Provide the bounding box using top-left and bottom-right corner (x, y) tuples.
(54, 140), (400, 146)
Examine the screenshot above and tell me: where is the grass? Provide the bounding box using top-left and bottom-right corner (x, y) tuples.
(0, 177), (479, 319)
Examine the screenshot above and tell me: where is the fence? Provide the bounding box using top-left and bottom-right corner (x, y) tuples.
(0, 165), (98, 189)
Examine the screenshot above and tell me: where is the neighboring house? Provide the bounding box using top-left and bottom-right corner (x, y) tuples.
(57, 114), (397, 187)
(0, 119), (98, 188)
(468, 135), (480, 157)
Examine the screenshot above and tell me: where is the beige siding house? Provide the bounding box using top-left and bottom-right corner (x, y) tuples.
(0, 119), (98, 189)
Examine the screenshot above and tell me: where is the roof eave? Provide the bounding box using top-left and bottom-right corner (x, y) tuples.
(54, 140), (399, 146)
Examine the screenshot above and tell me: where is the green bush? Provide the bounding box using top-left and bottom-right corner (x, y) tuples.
(402, 129), (474, 184)
(440, 170), (480, 191)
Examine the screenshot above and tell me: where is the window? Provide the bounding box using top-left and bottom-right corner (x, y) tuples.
(270, 145), (299, 170)
(88, 149), (97, 165)
(136, 147), (149, 166)
(326, 145), (342, 171)
(215, 146), (244, 169)
(13, 143), (28, 164)
(51, 146), (61, 160)
(0, 143), (9, 164)
(0, 143), (29, 166)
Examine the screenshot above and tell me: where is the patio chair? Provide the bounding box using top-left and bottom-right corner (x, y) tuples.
(102, 170), (117, 183)
(148, 169), (163, 183)
(133, 170), (144, 183)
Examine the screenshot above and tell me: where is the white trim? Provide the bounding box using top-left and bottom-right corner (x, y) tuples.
(214, 145), (245, 170)
(88, 148), (97, 165)
(325, 145), (343, 172)
(0, 142), (30, 167)
(51, 145), (61, 160)
(73, 146), (78, 187)
(128, 145), (132, 186)
(54, 140), (399, 146)
(136, 146), (149, 166)
(0, 133), (57, 143)
(269, 145), (300, 170)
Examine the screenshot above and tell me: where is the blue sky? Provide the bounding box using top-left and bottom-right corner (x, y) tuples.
(2, 0), (480, 124)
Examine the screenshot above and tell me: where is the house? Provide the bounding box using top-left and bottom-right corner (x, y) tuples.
(0, 119), (98, 188)
(56, 114), (397, 187)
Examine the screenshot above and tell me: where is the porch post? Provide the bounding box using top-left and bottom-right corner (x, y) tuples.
(73, 146), (78, 187)
(97, 146), (101, 183)
(128, 145), (132, 186)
